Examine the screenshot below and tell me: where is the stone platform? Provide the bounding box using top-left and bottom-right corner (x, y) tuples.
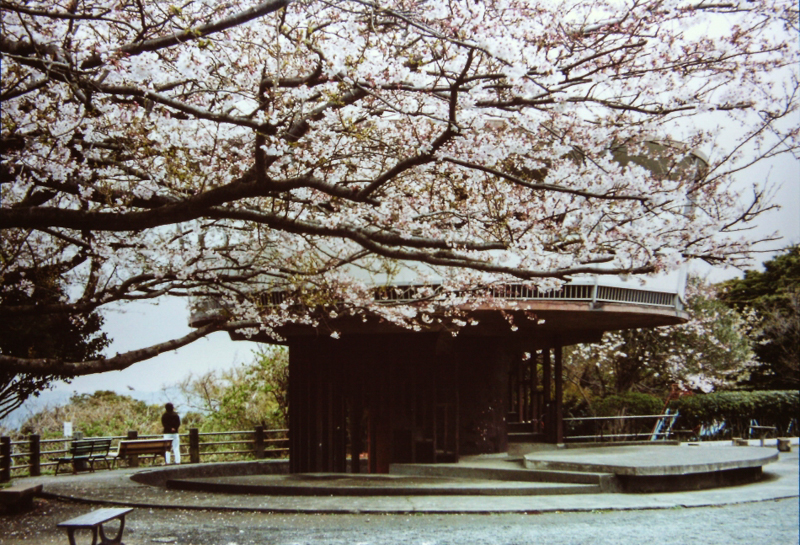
(153, 443), (778, 496)
(523, 444), (778, 492)
(18, 441), (797, 514)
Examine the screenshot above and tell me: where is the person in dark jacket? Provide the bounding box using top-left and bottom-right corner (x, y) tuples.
(161, 403), (181, 464)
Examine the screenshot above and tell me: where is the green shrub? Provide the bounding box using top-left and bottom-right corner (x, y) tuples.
(669, 390), (799, 438)
(566, 392), (663, 441)
(594, 392), (663, 417)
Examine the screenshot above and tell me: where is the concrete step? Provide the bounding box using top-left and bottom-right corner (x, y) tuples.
(168, 473), (604, 496)
(390, 462), (617, 492)
(508, 432), (546, 443)
(507, 421), (534, 433)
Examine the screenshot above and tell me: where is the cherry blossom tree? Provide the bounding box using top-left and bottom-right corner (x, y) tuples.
(565, 277), (757, 399)
(1, 0), (798, 379)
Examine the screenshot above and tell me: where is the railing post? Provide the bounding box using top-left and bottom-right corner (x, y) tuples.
(29, 434), (41, 477)
(189, 428), (200, 464)
(1, 437), (11, 482)
(127, 430), (139, 467)
(254, 426), (265, 459)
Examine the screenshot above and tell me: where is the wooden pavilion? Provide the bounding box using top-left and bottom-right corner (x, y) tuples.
(221, 281), (688, 473)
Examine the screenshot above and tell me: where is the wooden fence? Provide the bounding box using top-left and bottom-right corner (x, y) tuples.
(0, 427), (288, 482)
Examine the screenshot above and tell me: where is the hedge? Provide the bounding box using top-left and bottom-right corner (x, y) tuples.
(593, 392), (663, 417)
(668, 390), (799, 439)
(565, 392), (664, 440)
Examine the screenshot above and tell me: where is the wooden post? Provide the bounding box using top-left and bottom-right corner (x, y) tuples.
(554, 344), (564, 445)
(350, 397), (362, 474)
(1, 436), (11, 482)
(126, 430), (139, 467)
(542, 349), (552, 442)
(189, 428), (200, 463)
(517, 359), (524, 423)
(29, 434), (41, 477)
(254, 426), (265, 459)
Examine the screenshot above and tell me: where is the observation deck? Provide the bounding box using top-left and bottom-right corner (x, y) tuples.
(229, 278), (688, 343)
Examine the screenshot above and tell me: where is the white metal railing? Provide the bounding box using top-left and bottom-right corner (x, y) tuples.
(259, 282), (682, 311)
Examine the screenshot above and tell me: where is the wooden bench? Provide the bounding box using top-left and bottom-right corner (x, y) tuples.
(55, 438), (113, 475)
(55, 440), (100, 475)
(87, 439), (113, 469)
(58, 507), (133, 545)
(109, 438), (173, 468)
(0, 483), (42, 513)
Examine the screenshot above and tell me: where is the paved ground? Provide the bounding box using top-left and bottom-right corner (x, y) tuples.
(2, 496), (798, 544)
(0, 441), (797, 544)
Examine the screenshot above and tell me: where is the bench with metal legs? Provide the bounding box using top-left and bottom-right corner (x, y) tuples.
(57, 507), (133, 545)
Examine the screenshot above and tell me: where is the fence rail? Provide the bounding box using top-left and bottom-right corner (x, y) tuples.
(0, 427), (288, 482)
(563, 414), (679, 443)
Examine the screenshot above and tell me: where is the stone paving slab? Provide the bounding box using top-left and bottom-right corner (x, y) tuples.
(523, 444), (778, 476)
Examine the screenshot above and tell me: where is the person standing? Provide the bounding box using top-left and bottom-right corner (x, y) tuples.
(161, 403), (181, 464)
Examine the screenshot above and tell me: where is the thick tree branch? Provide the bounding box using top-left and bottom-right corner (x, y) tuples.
(0, 321), (240, 376)
(81, 0), (292, 69)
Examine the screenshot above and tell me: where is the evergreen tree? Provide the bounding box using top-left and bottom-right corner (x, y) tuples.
(719, 246), (800, 389)
(0, 271), (110, 419)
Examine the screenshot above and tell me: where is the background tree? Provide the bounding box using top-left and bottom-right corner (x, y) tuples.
(719, 246), (800, 388)
(565, 277), (756, 411)
(15, 390), (171, 439)
(176, 346), (288, 431)
(0, 268), (109, 419)
(1, 0), (797, 383)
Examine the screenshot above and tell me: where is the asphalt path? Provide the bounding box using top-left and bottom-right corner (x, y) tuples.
(2, 496), (798, 545)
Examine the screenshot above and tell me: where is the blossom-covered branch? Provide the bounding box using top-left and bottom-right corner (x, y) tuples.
(2, 0), (797, 377)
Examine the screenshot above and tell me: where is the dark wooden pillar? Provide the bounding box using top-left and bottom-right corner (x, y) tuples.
(126, 430), (139, 467)
(349, 396), (362, 473)
(0, 436), (10, 482)
(532, 351), (540, 427)
(254, 426), (265, 459)
(288, 338), (349, 473)
(29, 434), (41, 477)
(517, 358), (525, 422)
(314, 354), (325, 471)
(554, 344), (564, 444)
(189, 428), (200, 463)
(542, 348), (552, 441)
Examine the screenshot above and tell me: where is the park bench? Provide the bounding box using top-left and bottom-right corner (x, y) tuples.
(0, 483), (42, 513)
(58, 507), (133, 545)
(109, 438), (173, 468)
(55, 438), (111, 475)
(87, 438), (113, 469)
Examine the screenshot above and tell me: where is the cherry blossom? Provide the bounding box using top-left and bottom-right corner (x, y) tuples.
(1, 0), (797, 377)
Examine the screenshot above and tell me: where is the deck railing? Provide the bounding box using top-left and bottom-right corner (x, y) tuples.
(260, 281), (684, 311)
(0, 426), (288, 482)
